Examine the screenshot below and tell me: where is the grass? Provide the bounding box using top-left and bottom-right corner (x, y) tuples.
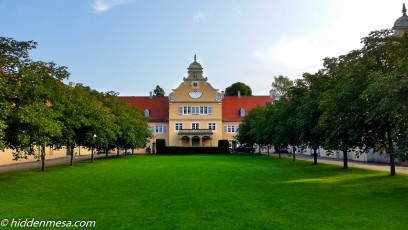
(1, 154), (408, 229)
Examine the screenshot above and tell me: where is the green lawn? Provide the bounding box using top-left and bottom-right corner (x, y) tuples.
(1, 154), (407, 229)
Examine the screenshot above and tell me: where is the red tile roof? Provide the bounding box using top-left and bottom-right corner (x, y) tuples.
(222, 96), (273, 122)
(118, 95), (273, 122)
(117, 96), (169, 122)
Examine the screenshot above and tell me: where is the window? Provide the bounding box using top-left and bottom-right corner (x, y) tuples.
(184, 106), (191, 114)
(192, 123), (200, 129)
(191, 106), (200, 114)
(150, 125), (167, 134)
(224, 125), (239, 133)
(178, 106), (213, 115)
(239, 108), (246, 117)
(175, 123), (183, 131)
(208, 123), (216, 130)
(144, 109), (150, 118)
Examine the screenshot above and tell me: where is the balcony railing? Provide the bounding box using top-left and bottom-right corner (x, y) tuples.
(178, 129), (213, 135)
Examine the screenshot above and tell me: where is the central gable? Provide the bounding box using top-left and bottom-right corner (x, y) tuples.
(169, 56), (222, 102)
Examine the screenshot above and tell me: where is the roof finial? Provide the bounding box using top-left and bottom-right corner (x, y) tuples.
(194, 54), (196, 62)
(403, 3), (407, 15)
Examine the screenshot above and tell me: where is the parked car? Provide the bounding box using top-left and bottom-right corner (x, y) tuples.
(234, 146), (255, 153)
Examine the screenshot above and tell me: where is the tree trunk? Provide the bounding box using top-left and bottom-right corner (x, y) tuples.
(343, 149), (348, 169)
(387, 130), (396, 176)
(313, 148), (318, 165)
(267, 145), (270, 156)
(70, 144), (75, 166)
(292, 145), (296, 161)
(390, 154), (396, 176)
(41, 145), (46, 171)
(105, 149), (108, 159)
(278, 151), (281, 159)
(91, 146), (94, 163)
(116, 147), (119, 158)
(132, 148), (134, 155)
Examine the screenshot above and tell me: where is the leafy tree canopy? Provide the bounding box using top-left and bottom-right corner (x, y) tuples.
(271, 75), (293, 96)
(153, 85), (165, 97)
(225, 82), (252, 96)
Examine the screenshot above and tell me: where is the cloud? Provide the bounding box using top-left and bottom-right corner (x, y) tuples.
(193, 12), (211, 21)
(92, 0), (131, 13)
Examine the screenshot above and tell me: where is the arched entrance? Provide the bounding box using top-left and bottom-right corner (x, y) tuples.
(192, 136), (200, 146)
(178, 129), (213, 147)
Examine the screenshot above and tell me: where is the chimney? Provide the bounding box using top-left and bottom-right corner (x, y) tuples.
(237, 90), (241, 98)
(221, 91), (225, 98)
(149, 91), (153, 99)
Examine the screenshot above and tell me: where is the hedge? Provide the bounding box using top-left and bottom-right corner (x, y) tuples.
(156, 139), (166, 154)
(155, 139), (230, 155)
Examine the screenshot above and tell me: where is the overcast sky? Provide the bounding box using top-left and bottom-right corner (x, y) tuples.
(0, 0), (404, 95)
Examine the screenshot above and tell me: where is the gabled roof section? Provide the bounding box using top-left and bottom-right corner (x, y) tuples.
(117, 96), (169, 122)
(222, 96), (273, 122)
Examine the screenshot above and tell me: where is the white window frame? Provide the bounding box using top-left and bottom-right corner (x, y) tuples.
(192, 106), (200, 114)
(239, 108), (246, 117)
(144, 109), (150, 118)
(192, 123), (200, 130)
(224, 125), (239, 133)
(178, 106), (213, 115)
(175, 123), (183, 131)
(208, 123), (216, 131)
(151, 125), (167, 134)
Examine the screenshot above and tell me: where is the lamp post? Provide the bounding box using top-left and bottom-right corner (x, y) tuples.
(91, 134), (96, 163)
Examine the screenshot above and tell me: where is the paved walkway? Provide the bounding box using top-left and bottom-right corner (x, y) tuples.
(0, 154), (109, 173)
(1, 152), (407, 175)
(268, 153), (408, 174)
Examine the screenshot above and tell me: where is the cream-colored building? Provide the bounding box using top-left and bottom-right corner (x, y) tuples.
(119, 56), (274, 152)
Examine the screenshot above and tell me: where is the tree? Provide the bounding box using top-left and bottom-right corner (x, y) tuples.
(1, 37), (69, 171)
(236, 106), (268, 151)
(359, 29), (408, 176)
(153, 85), (165, 97)
(318, 50), (371, 169)
(225, 82), (252, 96)
(271, 75), (293, 96)
(296, 73), (329, 164)
(0, 37), (37, 150)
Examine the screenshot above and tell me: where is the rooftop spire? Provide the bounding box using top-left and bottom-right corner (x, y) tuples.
(194, 54), (196, 62)
(403, 3), (407, 15)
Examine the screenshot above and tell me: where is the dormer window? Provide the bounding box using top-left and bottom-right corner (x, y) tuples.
(239, 108), (246, 117)
(144, 109), (150, 118)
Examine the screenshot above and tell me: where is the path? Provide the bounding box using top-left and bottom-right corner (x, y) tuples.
(268, 153), (408, 174)
(2, 152), (408, 175)
(0, 154), (109, 173)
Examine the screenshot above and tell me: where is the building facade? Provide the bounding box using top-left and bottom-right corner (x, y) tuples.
(118, 56), (274, 152)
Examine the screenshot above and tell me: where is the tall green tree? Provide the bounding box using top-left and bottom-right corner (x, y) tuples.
(271, 75), (293, 96)
(153, 85), (165, 97)
(296, 73), (329, 164)
(236, 106), (268, 151)
(1, 37), (69, 171)
(360, 29), (408, 176)
(318, 50), (371, 169)
(225, 82), (252, 96)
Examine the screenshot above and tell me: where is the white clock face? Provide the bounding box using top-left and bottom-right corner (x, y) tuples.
(191, 81), (199, 89)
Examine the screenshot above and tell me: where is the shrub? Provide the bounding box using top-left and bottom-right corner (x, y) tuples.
(156, 139), (166, 154)
(218, 139), (230, 153)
